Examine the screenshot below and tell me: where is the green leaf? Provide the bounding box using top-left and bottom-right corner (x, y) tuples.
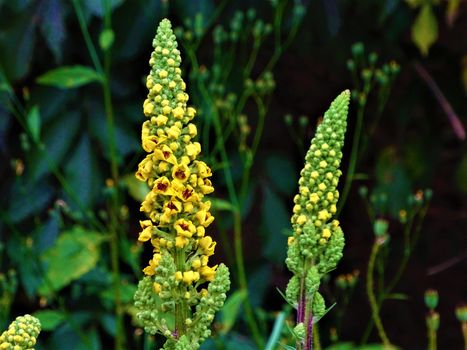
(210, 198), (235, 212)
(26, 105), (41, 143)
(64, 133), (101, 209)
(219, 290), (247, 334)
(33, 310), (66, 331)
(99, 29), (115, 50)
(123, 174), (150, 203)
(38, 227), (105, 296)
(36, 65), (102, 89)
(8, 178), (54, 223)
(412, 4), (438, 56)
(28, 111), (80, 182)
(37, 0), (66, 62)
(0, 8), (36, 80)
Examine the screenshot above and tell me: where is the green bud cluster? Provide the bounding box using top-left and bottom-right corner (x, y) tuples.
(0, 314), (41, 350)
(244, 71), (275, 95)
(285, 91), (350, 340)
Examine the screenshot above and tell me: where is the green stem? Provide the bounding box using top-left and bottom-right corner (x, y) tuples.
(313, 323), (321, 350)
(366, 239), (391, 347)
(71, 0), (104, 75)
(428, 328), (437, 350)
(175, 249), (187, 336)
(101, 1), (124, 349)
(362, 202), (429, 343)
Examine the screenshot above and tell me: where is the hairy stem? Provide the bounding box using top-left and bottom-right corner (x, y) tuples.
(427, 328), (437, 350)
(367, 240), (391, 347)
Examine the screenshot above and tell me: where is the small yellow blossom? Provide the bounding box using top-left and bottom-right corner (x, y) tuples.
(153, 283), (162, 293)
(310, 193), (319, 203)
(138, 220), (153, 242)
(296, 215), (307, 225)
(173, 106), (184, 119)
(154, 114), (168, 126)
(199, 236), (216, 256)
(318, 209), (329, 221)
(322, 228), (331, 239)
(200, 265), (217, 281)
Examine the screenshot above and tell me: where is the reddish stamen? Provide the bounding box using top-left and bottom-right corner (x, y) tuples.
(182, 189), (192, 200)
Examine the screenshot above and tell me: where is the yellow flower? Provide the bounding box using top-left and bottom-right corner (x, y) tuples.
(143, 253), (162, 276)
(199, 236), (216, 256)
(196, 226), (205, 237)
(168, 125), (181, 139)
(153, 176), (173, 196)
(322, 228), (331, 239)
(135, 157), (153, 181)
(144, 102), (154, 116)
(173, 106), (184, 119)
(138, 220), (153, 242)
(154, 114), (168, 126)
(153, 283), (162, 294)
(182, 270), (200, 284)
(186, 142), (201, 158)
(310, 193), (319, 203)
(296, 215), (307, 225)
(197, 211), (215, 227)
(318, 209), (330, 221)
(200, 265), (217, 281)
(172, 163), (190, 182)
(175, 236), (188, 248)
(187, 107), (196, 119)
(196, 161), (212, 178)
(174, 219), (197, 238)
(187, 123), (197, 137)
(191, 258), (201, 269)
(198, 178), (214, 194)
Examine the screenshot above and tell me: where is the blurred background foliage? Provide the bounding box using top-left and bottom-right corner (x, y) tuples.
(0, 0), (466, 349)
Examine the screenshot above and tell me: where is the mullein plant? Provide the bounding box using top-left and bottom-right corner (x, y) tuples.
(0, 314), (41, 350)
(285, 90), (350, 350)
(133, 19), (230, 350)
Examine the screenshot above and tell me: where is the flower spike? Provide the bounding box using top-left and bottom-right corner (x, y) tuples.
(134, 19), (230, 350)
(286, 90), (350, 349)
